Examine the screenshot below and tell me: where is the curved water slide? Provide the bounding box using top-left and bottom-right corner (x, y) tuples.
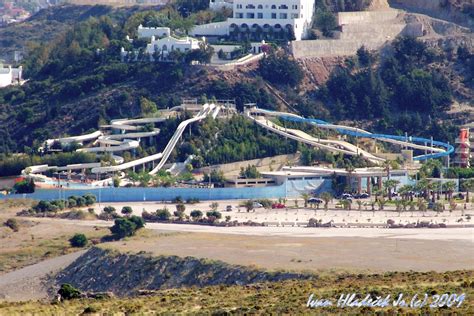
(245, 110), (384, 164)
(45, 131), (103, 147)
(248, 107), (454, 161)
(91, 104), (217, 175)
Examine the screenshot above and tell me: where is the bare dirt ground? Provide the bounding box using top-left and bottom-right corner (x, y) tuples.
(102, 229), (474, 273)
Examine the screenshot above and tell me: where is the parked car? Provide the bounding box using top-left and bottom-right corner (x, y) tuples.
(354, 193), (370, 199)
(308, 197), (323, 204)
(226, 205), (233, 212)
(252, 202), (263, 208)
(272, 203), (286, 209)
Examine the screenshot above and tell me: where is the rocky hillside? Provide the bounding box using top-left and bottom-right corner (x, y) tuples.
(52, 247), (312, 296)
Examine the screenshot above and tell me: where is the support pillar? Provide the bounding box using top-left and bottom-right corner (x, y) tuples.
(378, 176), (383, 190)
(367, 177), (371, 194)
(357, 177), (362, 194)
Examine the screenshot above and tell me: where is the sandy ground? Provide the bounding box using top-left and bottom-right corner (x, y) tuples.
(0, 250), (85, 302)
(103, 229), (474, 273)
(89, 199), (474, 226)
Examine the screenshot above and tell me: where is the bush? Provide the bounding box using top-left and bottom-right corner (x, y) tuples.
(129, 215), (145, 229)
(103, 206), (116, 214)
(13, 179), (35, 194)
(206, 210), (222, 220)
(83, 194), (96, 206)
(69, 233), (88, 247)
(259, 52), (303, 87)
(4, 218), (19, 232)
(110, 218), (137, 238)
(156, 209), (171, 221)
(121, 206), (133, 215)
(190, 210), (203, 220)
(58, 283), (81, 300)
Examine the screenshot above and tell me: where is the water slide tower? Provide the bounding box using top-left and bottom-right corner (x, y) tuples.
(454, 128), (471, 168)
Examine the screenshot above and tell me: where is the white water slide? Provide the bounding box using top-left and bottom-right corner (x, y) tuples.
(91, 104), (217, 174)
(246, 107), (446, 163)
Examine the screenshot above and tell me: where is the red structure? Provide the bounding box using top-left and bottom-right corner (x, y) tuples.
(454, 128), (471, 168)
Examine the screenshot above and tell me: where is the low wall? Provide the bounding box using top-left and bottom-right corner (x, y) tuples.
(338, 10), (400, 25)
(196, 153), (300, 175)
(291, 39), (387, 58)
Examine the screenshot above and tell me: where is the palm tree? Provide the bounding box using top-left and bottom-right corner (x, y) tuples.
(444, 181), (457, 201)
(377, 197), (387, 211)
(461, 179), (474, 203)
(320, 192), (332, 211)
(243, 200), (254, 213)
(356, 200), (363, 215)
(416, 179), (430, 201)
(398, 185), (412, 201)
(429, 181), (439, 203)
(345, 165), (355, 193)
(383, 179), (400, 201)
(301, 193), (310, 208)
(382, 160), (392, 180)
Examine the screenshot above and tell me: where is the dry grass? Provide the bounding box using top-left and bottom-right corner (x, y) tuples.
(1, 270), (472, 314)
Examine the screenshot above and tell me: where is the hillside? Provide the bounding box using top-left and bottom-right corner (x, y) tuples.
(0, 3), (472, 162)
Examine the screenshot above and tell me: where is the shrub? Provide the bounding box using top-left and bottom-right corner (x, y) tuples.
(83, 194), (96, 206)
(121, 206), (133, 215)
(129, 215), (145, 229)
(206, 210), (222, 220)
(110, 218), (137, 238)
(4, 218), (19, 232)
(58, 283), (82, 300)
(13, 179), (35, 194)
(69, 233), (88, 247)
(103, 206), (116, 214)
(176, 204), (186, 213)
(190, 210), (203, 220)
(156, 209), (171, 221)
(259, 52), (303, 87)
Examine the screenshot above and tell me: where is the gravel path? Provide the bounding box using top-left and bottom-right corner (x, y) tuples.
(0, 250), (86, 302)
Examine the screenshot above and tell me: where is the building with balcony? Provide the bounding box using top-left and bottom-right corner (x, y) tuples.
(0, 65), (22, 88)
(454, 128), (471, 168)
(192, 0), (315, 41)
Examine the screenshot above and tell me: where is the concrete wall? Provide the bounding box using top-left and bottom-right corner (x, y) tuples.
(338, 10), (400, 25)
(291, 39), (387, 58)
(196, 153), (300, 176)
(190, 21), (229, 37)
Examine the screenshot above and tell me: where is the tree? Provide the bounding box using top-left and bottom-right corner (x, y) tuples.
(259, 52), (303, 87)
(103, 206), (116, 214)
(243, 200), (254, 213)
(112, 176), (121, 188)
(69, 233), (88, 247)
(320, 192), (332, 211)
(239, 165), (261, 179)
(58, 283), (81, 300)
(383, 179), (400, 201)
(13, 178), (35, 194)
(444, 181), (457, 201)
(357, 46), (372, 67)
(190, 210), (203, 221)
(121, 206), (133, 216)
(110, 218), (137, 238)
(83, 194), (96, 206)
(301, 193), (310, 208)
(176, 203), (186, 213)
(461, 179), (474, 203)
(377, 197), (387, 211)
(314, 9), (337, 37)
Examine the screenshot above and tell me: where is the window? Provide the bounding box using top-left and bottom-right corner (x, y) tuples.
(246, 4), (255, 9)
(292, 5), (298, 9)
(291, 13), (298, 18)
(271, 13), (276, 19)
(257, 12), (263, 19)
(279, 13), (288, 19)
(235, 12), (243, 18)
(246, 12), (255, 18)
(257, 5), (263, 9)
(271, 5), (276, 9)
(236, 4), (242, 9)
(279, 5), (288, 9)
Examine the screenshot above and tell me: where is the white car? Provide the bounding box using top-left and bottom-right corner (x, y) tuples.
(252, 202), (263, 208)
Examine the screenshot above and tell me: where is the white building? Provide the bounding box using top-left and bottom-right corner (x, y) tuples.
(137, 24), (171, 39)
(209, 0), (233, 10)
(193, 0), (315, 41)
(145, 36), (202, 58)
(0, 65), (22, 88)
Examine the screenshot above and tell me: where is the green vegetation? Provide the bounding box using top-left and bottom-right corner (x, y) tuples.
(69, 233), (88, 248)
(109, 216), (145, 239)
(12, 178), (35, 194)
(259, 51), (304, 87)
(239, 165), (261, 179)
(58, 283), (82, 300)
